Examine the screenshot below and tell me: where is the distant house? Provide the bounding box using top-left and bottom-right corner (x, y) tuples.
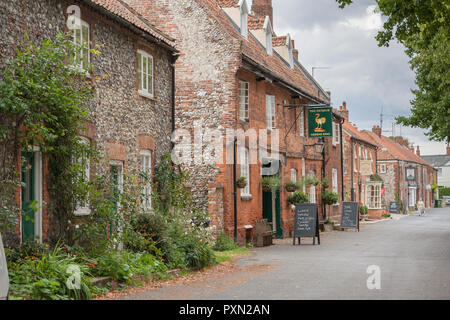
(422, 145), (450, 188)
(363, 127), (437, 211)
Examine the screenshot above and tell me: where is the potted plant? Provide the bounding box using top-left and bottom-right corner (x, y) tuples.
(324, 218), (334, 232)
(360, 205), (369, 220)
(287, 191), (309, 205)
(321, 190), (338, 206)
(261, 176), (280, 192)
(321, 177), (330, 189)
(285, 180), (298, 192)
(236, 177), (247, 189)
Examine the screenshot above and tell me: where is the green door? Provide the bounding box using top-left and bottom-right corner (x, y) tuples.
(21, 152), (35, 243)
(262, 189), (283, 239)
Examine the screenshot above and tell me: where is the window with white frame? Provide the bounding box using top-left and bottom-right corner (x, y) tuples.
(332, 168), (338, 194)
(367, 184), (381, 209)
(332, 122), (340, 145)
(438, 167), (443, 177)
(137, 50), (154, 98)
(74, 137), (91, 216)
(290, 168), (297, 183)
(239, 80), (249, 121)
(379, 164), (387, 174)
(309, 186), (316, 204)
(140, 150), (152, 211)
(354, 145), (358, 172)
(240, 148), (250, 196)
(239, 0), (249, 39)
(266, 95), (276, 130)
(71, 19), (90, 71)
(299, 108), (305, 137)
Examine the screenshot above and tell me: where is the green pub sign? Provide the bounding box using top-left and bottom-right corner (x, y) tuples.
(308, 107), (333, 138)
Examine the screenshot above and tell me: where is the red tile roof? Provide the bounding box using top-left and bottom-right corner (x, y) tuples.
(216, 0), (239, 7)
(85, 0), (176, 48)
(248, 15), (265, 30)
(272, 36), (287, 47)
(343, 122), (377, 148)
(362, 130), (434, 167)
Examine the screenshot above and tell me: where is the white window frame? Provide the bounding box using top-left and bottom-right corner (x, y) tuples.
(239, 80), (249, 121)
(332, 122), (340, 146)
(140, 150), (152, 212)
(137, 49), (154, 99)
(71, 19), (90, 72)
(438, 167), (443, 177)
(290, 168), (297, 183)
(367, 184), (382, 209)
(332, 168), (338, 194)
(379, 164), (387, 174)
(240, 148), (251, 196)
(309, 185), (316, 204)
(74, 137), (91, 216)
(266, 95), (276, 130)
(299, 108), (305, 137)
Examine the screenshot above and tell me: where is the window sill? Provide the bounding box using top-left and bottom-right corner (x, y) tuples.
(138, 90), (155, 100)
(74, 209), (91, 216)
(241, 194), (253, 201)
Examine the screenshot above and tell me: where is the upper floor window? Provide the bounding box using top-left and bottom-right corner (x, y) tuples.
(239, 0), (249, 39)
(290, 168), (297, 183)
(140, 150), (152, 211)
(332, 122), (340, 145)
(299, 108), (305, 137)
(379, 164), (387, 174)
(137, 50), (154, 98)
(332, 168), (338, 194)
(266, 95), (276, 130)
(71, 19), (90, 72)
(239, 80), (249, 121)
(264, 16), (273, 55)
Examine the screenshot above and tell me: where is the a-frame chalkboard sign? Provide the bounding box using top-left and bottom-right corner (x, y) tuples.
(293, 203), (320, 245)
(341, 202), (360, 232)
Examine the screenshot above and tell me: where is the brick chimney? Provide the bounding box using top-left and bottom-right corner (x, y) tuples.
(252, 0), (273, 26)
(447, 143), (450, 155)
(372, 125), (382, 137)
(416, 145), (421, 157)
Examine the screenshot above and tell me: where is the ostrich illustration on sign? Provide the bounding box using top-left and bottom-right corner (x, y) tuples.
(308, 107), (332, 138)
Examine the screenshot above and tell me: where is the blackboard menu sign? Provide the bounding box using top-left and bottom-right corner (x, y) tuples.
(389, 202), (399, 213)
(293, 203), (320, 245)
(341, 202), (359, 231)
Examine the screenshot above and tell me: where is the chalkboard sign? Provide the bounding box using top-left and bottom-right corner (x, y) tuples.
(293, 203), (320, 245)
(341, 202), (359, 231)
(389, 202), (399, 213)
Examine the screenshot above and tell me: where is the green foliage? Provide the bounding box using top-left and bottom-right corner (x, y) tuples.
(285, 180), (299, 192)
(213, 232), (238, 252)
(336, 1), (450, 142)
(304, 175), (320, 187)
(261, 176), (281, 192)
(321, 190), (339, 205)
(439, 187), (450, 197)
(236, 176), (248, 188)
(360, 205), (369, 215)
(288, 191), (309, 205)
(370, 174), (384, 182)
(324, 218), (334, 225)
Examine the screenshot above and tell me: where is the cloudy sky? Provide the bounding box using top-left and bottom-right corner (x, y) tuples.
(250, 0), (446, 155)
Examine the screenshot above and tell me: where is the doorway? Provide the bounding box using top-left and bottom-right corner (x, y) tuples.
(21, 149), (43, 243)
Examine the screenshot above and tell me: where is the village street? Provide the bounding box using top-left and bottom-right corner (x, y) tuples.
(120, 208), (450, 300)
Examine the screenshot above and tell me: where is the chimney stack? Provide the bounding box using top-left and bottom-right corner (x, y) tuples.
(337, 101), (349, 121)
(373, 125), (382, 137)
(416, 145), (421, 157)
(251, 0), (273, 26)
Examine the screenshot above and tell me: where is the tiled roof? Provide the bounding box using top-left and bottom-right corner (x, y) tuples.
(421, 155), (450, 167)
(84, 0), (176, 48)
(216, 0), (239, 8)
(248, 15), (265, 30)
(343, 122), (377, 147)
(362, 131), (434, 168)
(272, 36), (287, 47)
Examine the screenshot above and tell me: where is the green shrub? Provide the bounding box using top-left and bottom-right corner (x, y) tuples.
(288, 191), (309, 204)
(213, 232), (238, 251)
(321, 190), (339, 205)
(360, 205), (369, 215)
(261, 176), (280, 192)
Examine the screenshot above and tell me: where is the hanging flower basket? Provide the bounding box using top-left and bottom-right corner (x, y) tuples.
(236, 177), (247, 189)
(285, 181), (298, 192)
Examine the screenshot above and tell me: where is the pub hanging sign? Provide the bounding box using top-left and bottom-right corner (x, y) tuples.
(308, 107), (333, 138)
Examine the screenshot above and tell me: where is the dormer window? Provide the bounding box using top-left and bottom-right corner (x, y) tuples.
(239, 0), (249, 39)
(263, 16), (273, 55)
(287, 35), (294, 69)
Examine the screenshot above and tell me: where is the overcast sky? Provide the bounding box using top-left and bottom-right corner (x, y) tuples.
(250, 0), (446, 155)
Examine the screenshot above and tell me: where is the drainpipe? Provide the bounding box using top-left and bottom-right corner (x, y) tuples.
(350, 139), (354, 201)
(322, 138), (326, 219)
(170, 53), (179, 151)
(233, 137), (238, 243)
(339, 119), (344, 202)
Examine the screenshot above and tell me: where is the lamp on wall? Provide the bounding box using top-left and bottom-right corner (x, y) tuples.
(304, 138), (325, 154)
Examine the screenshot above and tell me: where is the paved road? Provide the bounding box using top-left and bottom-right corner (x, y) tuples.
(125, 207), (450, 300)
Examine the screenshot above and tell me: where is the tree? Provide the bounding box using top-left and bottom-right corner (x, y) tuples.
(336, 0), (450, 142)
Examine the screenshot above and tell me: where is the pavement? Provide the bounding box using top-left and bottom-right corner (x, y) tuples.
(123, 207), (450, 300)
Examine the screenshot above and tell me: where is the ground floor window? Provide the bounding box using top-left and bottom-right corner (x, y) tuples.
(309, 186), (316, 204)
(408, 187), (417, 207)
(367, 184), (381, 209)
